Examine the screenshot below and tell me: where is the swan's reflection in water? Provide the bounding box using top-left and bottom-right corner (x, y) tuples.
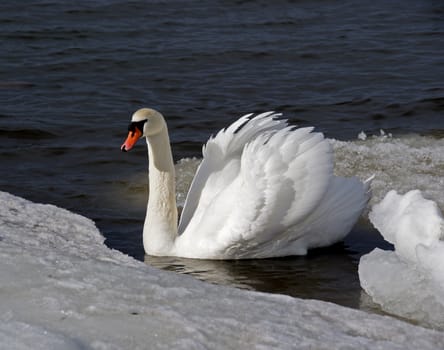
(146, 246), (359, 307)
(145, 225), (393, 312)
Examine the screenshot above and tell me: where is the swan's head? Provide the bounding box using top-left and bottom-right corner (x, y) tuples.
(121, 108), (166, 152)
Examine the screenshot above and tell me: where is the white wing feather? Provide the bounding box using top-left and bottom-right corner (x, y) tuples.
(178, 112), (286, 233)
(175, 113), (370, 259)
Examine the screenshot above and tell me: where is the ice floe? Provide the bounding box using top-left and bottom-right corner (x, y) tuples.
(331, 133), (444, 210)
(1, 191), (444, 349)
(359, 190), (444, 329)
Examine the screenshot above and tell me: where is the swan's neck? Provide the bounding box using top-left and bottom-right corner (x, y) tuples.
(143, 127), (178, 256)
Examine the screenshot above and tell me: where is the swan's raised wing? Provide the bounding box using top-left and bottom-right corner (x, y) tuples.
(178, 112), (287, 234)
(176, 113), (334, 258)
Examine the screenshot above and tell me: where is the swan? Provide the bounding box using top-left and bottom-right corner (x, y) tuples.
(121, 108), (371, 259)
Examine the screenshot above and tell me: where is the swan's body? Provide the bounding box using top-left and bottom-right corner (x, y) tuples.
(121, 108), (371, 259)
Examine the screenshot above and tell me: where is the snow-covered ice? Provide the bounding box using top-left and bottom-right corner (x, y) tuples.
(1, 191), (444, 349)
(0, 321), (84, 350)
(359, 190), (444, 329)
(331, 133), (444, 211)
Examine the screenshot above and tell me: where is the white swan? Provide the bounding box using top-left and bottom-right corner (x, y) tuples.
(121, 108), (371, 259)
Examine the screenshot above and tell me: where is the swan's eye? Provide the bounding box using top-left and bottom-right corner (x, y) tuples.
(128, 120), (147, 135)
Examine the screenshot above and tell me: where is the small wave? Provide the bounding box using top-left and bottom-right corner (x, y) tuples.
(0, 81), (35, 89)
(419, 96), (444, 110)
(0, 129), (56, 140)
(390, 96), (444, 117)
(335, 98), (373, 106)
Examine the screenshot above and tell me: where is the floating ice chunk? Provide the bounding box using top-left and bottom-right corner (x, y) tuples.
(359, 190), (444, 329)
(369, 190), (444, 263)
(357, 131), (367, 140)
(378, 129), (393, 138)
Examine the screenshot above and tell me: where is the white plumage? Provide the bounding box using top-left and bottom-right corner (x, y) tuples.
(121, 109), (372, 259)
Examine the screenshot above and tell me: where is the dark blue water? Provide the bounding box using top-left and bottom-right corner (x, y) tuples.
(0, 0), (443, 309)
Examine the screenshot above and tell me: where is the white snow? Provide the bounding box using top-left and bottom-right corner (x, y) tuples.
(0, 321), (83, 350)
(359, 190), (444, 329)
(1, 191), (444, 349)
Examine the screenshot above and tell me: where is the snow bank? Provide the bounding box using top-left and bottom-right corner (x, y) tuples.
(1, 191), (444, 349)
(0, 321), (83, 350)
(359, 190), (444, 329)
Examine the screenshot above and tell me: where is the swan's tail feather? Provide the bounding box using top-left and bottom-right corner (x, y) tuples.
(290, 176), (371, 252)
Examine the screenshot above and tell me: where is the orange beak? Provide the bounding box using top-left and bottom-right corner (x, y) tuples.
(121, 129), (142, 152)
